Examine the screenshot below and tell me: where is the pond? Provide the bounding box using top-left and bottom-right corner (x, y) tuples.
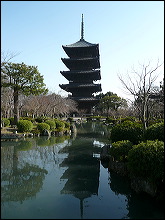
(1, 122), (164, 219)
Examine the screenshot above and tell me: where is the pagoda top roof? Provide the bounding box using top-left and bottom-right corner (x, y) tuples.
(63, 39), (98, 48)
(63, 14), (98, 48)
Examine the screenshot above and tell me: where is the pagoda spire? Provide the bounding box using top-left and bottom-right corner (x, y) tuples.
(81, 14), (84, 40)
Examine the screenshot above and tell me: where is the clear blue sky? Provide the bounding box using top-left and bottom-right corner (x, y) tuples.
(1, 1), (164, 100)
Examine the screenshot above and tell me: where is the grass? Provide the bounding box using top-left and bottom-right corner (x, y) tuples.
(1, 127), (16, 134)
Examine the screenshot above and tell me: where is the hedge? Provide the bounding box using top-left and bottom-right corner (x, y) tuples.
(109, 140), (133, 162)
(2, 118), (10, 127)
(54, 119), (65, 129)
(127, 140), (164, 182)
(17, 120), (33, 132)
(37, 123), (50, 132)
(110, 121), (144, 144)
(45, 120), (56, 130)
(145, 122), (164, 141)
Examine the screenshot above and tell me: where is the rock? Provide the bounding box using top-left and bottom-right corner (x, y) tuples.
(108, 159), (128, 176)
(70, 124), (77, 134)
(41, 129), (51, 136)
(51, 131), (56, 136)
(27, 133), (33, 137)
(130, 176), (157, 197)
(100, 145), (111, 160)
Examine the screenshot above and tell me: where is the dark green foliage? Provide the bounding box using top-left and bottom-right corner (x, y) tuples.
(2, 118), (10, 127)
(37, 123), (50, 132)
(109, 140), (133, 162)
(145, 122), (164, 141)
(20, 117), (35, 122)
(8, 117), (14, 125)
(67, 117), (73, 122)
(110, 121), (144, 144)
(45, 120), (56, 130)
(2, 62), (48, 125)
(54, 119), (65, 129)
(106, 117), (117, 124)
(127, 140), (164, 182)
(118, 116), (137, 123)
(56, 127), (64, 132)
(35, 116), (47, 123)
(63, 121), (70, 129)
(148, 119), (164, 126)
(17, 120), (33, 132)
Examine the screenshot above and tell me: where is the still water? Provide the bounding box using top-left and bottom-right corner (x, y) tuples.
(1, 122), (164, 219)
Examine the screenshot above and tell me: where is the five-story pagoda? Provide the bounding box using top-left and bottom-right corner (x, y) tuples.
(59, 14), (102, 114)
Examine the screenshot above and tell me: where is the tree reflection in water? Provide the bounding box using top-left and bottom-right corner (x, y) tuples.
(1, 122), (164, 219)
(1, 140), (48, 204)
(1, 135), (71, 205)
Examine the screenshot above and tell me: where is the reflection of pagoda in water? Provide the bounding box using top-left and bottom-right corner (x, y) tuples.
(59, 131), (101, 218)
(59, 14), (102, 114)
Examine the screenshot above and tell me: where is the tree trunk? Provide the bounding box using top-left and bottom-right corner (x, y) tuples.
(13, 88), (19, 125)
(142, 100), (147, 130)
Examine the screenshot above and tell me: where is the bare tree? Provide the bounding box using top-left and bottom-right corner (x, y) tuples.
(1, 51), (20, 119)
(118, 60), (163, 129)
(1, 87), (14, 118)
(1, 50), (20, 64)
(20, 93), (78, 118)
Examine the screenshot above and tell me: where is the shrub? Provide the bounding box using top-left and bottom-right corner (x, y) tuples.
(37, 123), (50, 132)
(56, 127), (64, 132)
(35, 116), (47, 123)
(106, 117), (117, 124)
(67, 117), (73, 123)
(17, 120), (33, 132)
(8, 117), (14, 125)
(110, 121), (144, 144)
(145, 122), (164, 141)
(127, 140), (164, 182)
(19, 117), (35, 123)
(117, 117), (137, 124)
(54, 119), (65, 129)
(45, 120), (56, 130)
(109, 140), (133, 162)
(2, 118), (10, 127)
(63, 121), (70, 129)
(148, 118), (164, 126)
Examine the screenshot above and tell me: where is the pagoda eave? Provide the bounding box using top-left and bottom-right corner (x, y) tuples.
(62, 44), (99, 58)
(71, 97), (100, 102)
(61, 58), (100, 70)
(60, 70), (101, 81)
(59, 84), (101, 93)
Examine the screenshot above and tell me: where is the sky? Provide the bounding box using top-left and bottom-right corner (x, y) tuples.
(1, 1), (164, 100)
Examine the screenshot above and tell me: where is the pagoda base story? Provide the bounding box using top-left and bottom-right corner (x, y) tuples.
(73, 99), (99, 114)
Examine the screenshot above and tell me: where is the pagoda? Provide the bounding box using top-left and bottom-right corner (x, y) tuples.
(59, 14), (102, 114)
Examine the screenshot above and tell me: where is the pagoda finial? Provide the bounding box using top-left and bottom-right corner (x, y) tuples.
(81, 14), (84, 40)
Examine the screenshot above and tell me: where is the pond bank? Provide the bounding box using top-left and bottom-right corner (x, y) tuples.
(1, 124), (77, 140)
(100, 145), (164, 202)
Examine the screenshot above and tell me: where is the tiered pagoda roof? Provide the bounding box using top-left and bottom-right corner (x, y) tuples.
(62, 39), (99, 58)
(60, 70), (101, 82)
(61, 57), (100, 70)
(59, 14), (102, 113)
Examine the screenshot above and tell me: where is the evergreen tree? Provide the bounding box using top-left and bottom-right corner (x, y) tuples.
(1, 62), (48, 124)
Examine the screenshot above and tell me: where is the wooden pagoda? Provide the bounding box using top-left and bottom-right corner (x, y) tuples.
(59, 14), (102, 114)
